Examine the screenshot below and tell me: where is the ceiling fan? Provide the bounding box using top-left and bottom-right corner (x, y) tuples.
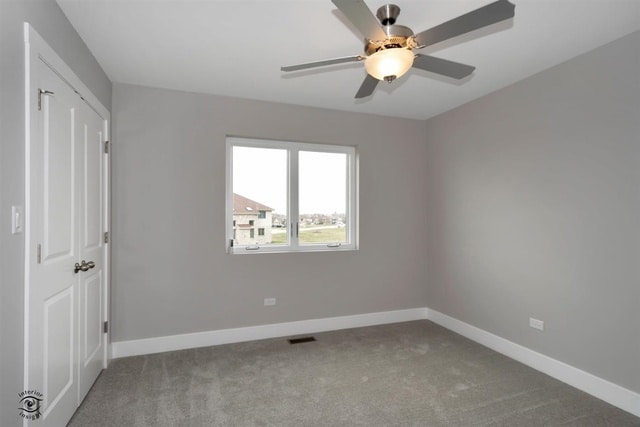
(281, 0), (515, 98)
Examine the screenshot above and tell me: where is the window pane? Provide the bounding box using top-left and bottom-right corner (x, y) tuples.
(233, 146), (287, 246)
(228, 137), (357, 253)
(299, 151), (347, 245)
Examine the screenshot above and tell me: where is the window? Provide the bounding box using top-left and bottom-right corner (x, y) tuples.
(227, 137), (357, 253)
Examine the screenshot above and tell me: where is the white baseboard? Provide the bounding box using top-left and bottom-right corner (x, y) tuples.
(110, 307), (427, 359)
(110, 306), (639, 418)
(425, 308), (640, 418)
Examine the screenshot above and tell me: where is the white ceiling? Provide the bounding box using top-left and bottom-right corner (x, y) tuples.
(57, 0), (639, 120)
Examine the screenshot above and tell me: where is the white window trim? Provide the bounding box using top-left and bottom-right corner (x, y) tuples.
(226, 137), (358, 254)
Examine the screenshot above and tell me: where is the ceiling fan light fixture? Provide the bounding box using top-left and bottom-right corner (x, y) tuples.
(364, 48), (414, 82)
(281, 0), (516, 98)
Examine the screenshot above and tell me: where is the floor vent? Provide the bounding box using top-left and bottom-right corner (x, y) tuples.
(288, 336), (316, 344)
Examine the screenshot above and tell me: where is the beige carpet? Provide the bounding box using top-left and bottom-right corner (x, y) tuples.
(68, 320), (639, 426)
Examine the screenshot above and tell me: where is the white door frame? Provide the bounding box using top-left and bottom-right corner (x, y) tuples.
(23, 22), (111, 414)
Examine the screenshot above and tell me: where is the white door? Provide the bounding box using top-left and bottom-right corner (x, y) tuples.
(25, 31), (108, 426)
(26, 59), (81, 426)
(76, 99), (106, 401)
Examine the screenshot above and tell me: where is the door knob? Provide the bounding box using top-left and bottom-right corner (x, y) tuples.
(74, 260), (95, 273)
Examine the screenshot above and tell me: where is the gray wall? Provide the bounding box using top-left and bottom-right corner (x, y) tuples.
(0, 1), (111, 424)
(111, 84), (429, 342)
(424, 32), (640, 393)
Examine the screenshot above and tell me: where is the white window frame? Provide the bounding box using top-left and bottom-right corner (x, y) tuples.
(226, 137), (358, 254)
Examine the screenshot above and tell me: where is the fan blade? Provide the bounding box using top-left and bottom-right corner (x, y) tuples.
(332, 0), (387, 42)
(413, 54), (475, 79)
(414, 0), (515, 48)
(280, 55), (366, 71)
(355, 74), (379, 98)
(281, 55), (364, 72)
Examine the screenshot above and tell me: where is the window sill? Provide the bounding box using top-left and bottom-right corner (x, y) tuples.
(228, 245), (358, 255)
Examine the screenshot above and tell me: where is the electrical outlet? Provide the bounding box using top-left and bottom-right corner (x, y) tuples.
(264, 298), (276, 306)
(529, 317), (544, 331)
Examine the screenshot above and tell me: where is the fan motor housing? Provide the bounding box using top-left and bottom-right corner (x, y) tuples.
(365, 25), (416, 55)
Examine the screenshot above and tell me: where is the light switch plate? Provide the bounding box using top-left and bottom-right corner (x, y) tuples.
(11, 206), (24, 234)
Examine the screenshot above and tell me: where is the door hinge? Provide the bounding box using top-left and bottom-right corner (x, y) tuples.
(104, 232), (109, 244)
(36, 243), (42, 264)
(104, 140), (110, 154)
(37, 89), (54, 111)
(103, 321), (109, 334)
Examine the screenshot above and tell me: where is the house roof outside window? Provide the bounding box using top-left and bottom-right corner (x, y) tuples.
(233, 193), (273, 215)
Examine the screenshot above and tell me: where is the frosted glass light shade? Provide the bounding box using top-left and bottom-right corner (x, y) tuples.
(364, 49), (415, 81)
